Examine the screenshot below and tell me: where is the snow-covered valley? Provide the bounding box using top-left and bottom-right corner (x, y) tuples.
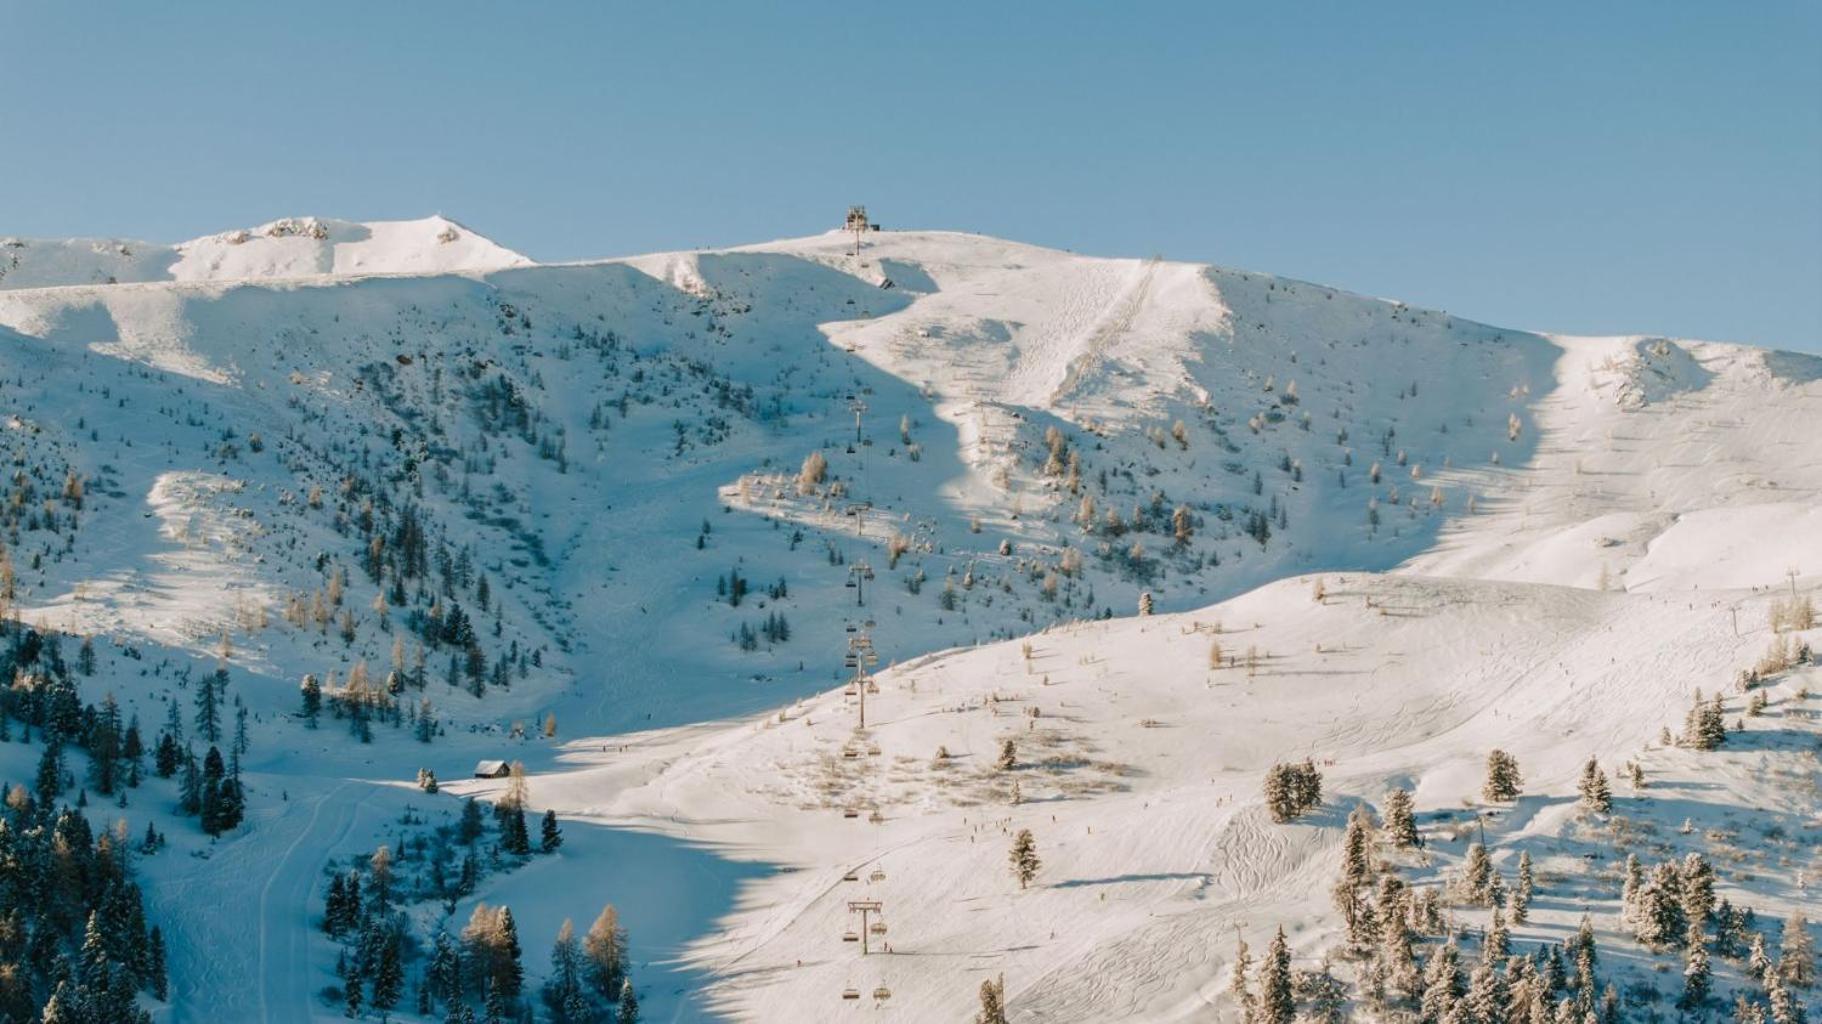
(0, 217), (1813, 1023)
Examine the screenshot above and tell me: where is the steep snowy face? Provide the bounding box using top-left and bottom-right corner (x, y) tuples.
(0, 215), (531, 289)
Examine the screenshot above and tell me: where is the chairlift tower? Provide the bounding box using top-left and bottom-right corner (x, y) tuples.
(845, 205), (871, 257)
(848, 395), (868, 447)
(848, 560), (874, 607)
(845, 630), (880, 728)
(846, 899), (885, 955)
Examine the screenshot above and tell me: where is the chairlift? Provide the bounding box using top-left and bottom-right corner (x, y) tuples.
(873, 986), (892, 1002)
(843, 683), (858, 696)
(865, 681), (880, 695)
(844, 580), (858, 589)
(841, 986), (861, 1000)
(842, 931), (860, 943)
(870, 921), (888, 936)
(866, 744), (882, 756)
(844, 622), (858, 633)
(868, 869), (886, 883)
(842, 870), (860, 882)
(842, 747), (860, 759)
(843, 808), (860, 818)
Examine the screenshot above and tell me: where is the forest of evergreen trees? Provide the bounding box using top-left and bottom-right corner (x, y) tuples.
(0, 628), (166, 1023)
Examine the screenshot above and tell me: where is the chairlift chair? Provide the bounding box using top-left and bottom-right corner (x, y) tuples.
(868, 869), (886, 883)
(870, 921), (888, 936)
(841, 985), (861, 999)
(873, 986), (892, 1001)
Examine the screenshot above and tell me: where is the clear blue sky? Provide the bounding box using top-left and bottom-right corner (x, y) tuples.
(4, 2), (1818, 350)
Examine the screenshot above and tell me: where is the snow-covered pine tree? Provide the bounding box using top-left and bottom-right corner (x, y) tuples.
(1462, 843), (1494, 905)
(1680, 920), (1712, 1010)
(617, 978), (640, 1024)
(1482, 749), (1522, 803)
(1228, 937), (1256, 1022)
(1577, 757), (1612, 814)
(1383, 788), (1421, 848)
(1009, 829), (1040, 889)
(1340, 804), (1375, 889)
(1258, 927), (1295, 1024)
(1419, 940), (1463, 1024)
(1782, 913), (1816, 988)
(1512, 851), (1534, 924)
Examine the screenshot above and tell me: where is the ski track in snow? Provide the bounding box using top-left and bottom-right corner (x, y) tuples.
(261, 780), (362, 1024)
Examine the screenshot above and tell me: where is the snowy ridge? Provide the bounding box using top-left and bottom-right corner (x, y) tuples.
(0, 214), (531, 290)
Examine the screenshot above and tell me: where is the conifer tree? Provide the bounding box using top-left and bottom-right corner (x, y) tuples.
(1228, 937), (1256, 1023)
(996, 739), (1017, 771)
(1420, 940), (1463, 1023)
(1577, 758), (1611, 814)
(540, 810), (563, 853)
(543, 919), (589, 1024)
(372, 931), (404, 1018)
(149, 924), (168, 1000)
(301, 674), (322, 728)
(503, 806), (532, 856)
(1340, 804), (1375, 889)
(1782, 913), (1816, 988)
(1462, 843), (1494, 905)
(1258, 927), (1294, 1024)
(1383, 789), (1421, 849)
(975, 976), (1008, 1024)
(1512, 851), (1534, 924)
(1681, 922), (1712, 1010)
(1009, 829), (1040, 889)
(616, 979), (640, 1024)
(1482, 749), (1523, 802)
(1752, 933), (1776, 985)
(1767, 972), (1807, 1024)
(584, 904), (628, 1003)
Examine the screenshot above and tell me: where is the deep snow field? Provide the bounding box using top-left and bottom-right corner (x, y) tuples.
(0, 217), (1815, 1022)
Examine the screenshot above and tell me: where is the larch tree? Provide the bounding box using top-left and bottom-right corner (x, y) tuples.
(583, 904), (628, 1003)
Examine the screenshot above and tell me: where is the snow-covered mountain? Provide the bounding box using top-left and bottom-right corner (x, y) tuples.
(0, 217), (1814, 1022)
(0, 214), (531, 290)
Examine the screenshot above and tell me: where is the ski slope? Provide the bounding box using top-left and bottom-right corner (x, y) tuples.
(0, 217), (1813, 1020)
